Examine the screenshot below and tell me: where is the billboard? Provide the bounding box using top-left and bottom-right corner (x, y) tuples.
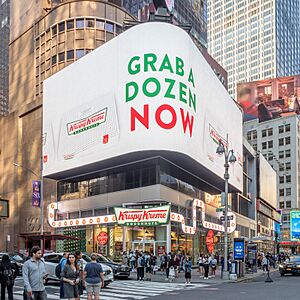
(237, 76), (300, 122)
(259, 153), (277, 209)
(290, 211), (300, 241)
(43, 22), (243, 190)
(234, 239), (245, 260)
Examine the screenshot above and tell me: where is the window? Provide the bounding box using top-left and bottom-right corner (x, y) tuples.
(286, 201), (291, 208)
(58, 21), (65, 33)
(279, 176), (284, 184)
(67, 50), (74, 60)
(267, 128), (273, 136)
(52, 25), (57, 36)
(58, 52), (65, 62)
(285, 124), (290, 132)
(279, 151), (284, 159)
(279, 125), (284, 133)
(286, 188), (291, 196)
(286, 149), (291, 158)
(279, 138), (284, 146)
(286, 175), (291, 183)
(96, 20), (105, 30)
(279, 202), (284, 209)
(105, 22), (114, 33)
(262, 129), (267, 137)
(51, 55), (57, 65)
(286, 162), (291, 170)
(247, 132), (251, 140)
(268, 141), (273, 148)
(279, 164), (284, 171)
(67, 20), (74, 30)
(262, 142), (267, 150)
(279, 189), (284, 196)
(285, 137), (291, 145)
(76, 18), (84, 29)
(76, 49), (85, 59)
(86, 19), (95, 28)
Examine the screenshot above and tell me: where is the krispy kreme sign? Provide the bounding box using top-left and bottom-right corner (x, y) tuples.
(67, 108), (107, 135)
(114, 205), (170, 226)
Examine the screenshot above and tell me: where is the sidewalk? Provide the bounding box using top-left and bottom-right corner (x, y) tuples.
(144, 267), (278, 284)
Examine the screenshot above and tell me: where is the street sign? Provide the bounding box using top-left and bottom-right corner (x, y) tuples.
(220, 215), (234, 221)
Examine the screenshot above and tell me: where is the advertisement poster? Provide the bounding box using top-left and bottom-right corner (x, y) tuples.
(237, 76), (300, 122)
(290, 211), (300, 241)
(32, 180), (41, 207)
(234, 239), (245, 260)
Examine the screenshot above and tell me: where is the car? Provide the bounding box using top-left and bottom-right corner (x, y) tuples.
(43, 253), (114, 285)
(279, 255), (300, 276)
(94, 254), (130, 279)
(0, 253), (24, 276)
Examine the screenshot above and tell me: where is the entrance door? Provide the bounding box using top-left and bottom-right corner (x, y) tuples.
(132, 240), (155, 254)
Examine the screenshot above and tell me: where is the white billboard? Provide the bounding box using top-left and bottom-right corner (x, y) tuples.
(43, 22), (243, 191)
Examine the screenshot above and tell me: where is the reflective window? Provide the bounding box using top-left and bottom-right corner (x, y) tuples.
(96, 20), (105, 30)
(67, 20), (74, 30)
(105, 22), (114, 33)
(67, 50), (74, 60)
(76, 18), (84, 29)
(58, 21), (65, 33)
(76, 49), (85, 59)
(86, 19), (95, 28)
(58, 52), (65, 62)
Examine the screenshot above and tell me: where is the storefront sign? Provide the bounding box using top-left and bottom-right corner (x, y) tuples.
(234, 239), (245, 260)
(206, 230), (215, 254)
(290, 211), (300, 241)
(97, 231), (108, 245)
(114, 205), (170, 226)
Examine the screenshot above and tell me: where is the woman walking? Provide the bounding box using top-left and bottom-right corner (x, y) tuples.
(61, 253), (80, 300)
(184, 257), (192, 285)
(0, 254), (17, 300)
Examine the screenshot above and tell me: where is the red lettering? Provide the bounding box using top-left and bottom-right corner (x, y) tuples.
(180, 108), (194, 137)
(155, 104), (177, 129)
(130, 105), (149, 131)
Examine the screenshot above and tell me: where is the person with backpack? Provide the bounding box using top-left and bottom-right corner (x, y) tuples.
(144, 252), (151, 281)
(56, 252), (68, 299)
(22, 246), (48, 300)
(203, 255), (210, 280)
(0, 254), (17, 300)
(209, 255), (217, 278)
(136, 253), (145, 281)
(184, 256), (192, 285)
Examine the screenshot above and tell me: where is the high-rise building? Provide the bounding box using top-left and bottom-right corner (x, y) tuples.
(0, 0), (10, 116)
(122, 0), (208, 47)
(207, 0), (300, 98)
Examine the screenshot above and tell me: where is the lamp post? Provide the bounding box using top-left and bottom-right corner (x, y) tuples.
(216, 134), (236, 280)
(14, 162), (44, 251)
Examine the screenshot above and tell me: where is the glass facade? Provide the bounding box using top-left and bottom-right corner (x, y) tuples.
(0, 0), (9, 116)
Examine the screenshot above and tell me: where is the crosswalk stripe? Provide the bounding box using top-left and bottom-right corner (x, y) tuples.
(106, 286), (161, 295)
(100, 291), (147, 299)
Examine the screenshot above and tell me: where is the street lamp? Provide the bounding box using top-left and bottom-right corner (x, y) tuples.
(216, 134), (236, 280)
(14, 162), (44, 251)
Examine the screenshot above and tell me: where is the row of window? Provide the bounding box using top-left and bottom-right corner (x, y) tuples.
(247, 124), (290, 141)
(279, 175), (291, 184)
(279, 201), (291, 209)
(279, 187), (291, 196)
(51, 49), (91, 65)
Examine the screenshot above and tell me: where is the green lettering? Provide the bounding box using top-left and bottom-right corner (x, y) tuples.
(164, 78), (176, 99)
(126, 81), (138, 102)
(188, 68), (195, 88)
(128, 56), (140, 75)
(176, 57), (184, 76)
(144, 53), (157, 72)
(189, 89), (196, 112)
(179, 82), (187, 103)
(142, 77), (161, 97)
(159, 54), (174, 73)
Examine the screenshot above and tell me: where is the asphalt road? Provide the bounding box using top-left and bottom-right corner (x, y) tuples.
(150, 271), (300, 300)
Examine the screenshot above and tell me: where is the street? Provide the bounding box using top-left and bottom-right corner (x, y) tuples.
(8, 271), (299, 300)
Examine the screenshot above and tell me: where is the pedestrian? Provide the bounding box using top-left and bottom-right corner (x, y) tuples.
(203, 255), (210, 280)
(198, 254), (204, 277)
(165, 252), (172, 279)
(0, 254), (17, 300)
(160, 254), (165, 272)
(173, 254), (180, 278)
(144, 252), (152, 281)
(75, 251), (84, 299)
(122, 251), (128, 266)
(59, 252), (69, 299)
(84, 253), (104, 300)
(61, 253), (80, 300)
(22, 246), (48, 300)
(210, 255), (217, 278)
(129, 251), (136, 272)
(137, 253), (145, 281)
(184, 256), (192, 285)
(262, 255), (269, 273)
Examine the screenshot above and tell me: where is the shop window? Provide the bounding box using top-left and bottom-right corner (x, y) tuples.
(76, 18), (85, 29)
(105, 22), (114, 33)
(58, 52), (65, 62)
(76, 49), (85, 59)
(67, 50), (74, 60)
(96, 20), (105, 30)
(86, 18), (95, 28)
(67, 20), (74, 30)
(58, 21), (65, 33)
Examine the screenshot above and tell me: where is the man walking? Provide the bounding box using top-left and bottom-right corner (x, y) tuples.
(59, 252), (68, 299)
(84, 253), (104, 300)
(22, 246), (48, 300)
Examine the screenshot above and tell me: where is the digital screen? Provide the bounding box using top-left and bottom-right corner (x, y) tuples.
(290, 211), (300, 241)
(234, 240), (245, 260)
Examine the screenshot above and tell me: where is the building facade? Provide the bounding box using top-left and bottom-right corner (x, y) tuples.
(0, 0), (10, 116)
(244, 114), (300, 252)
(207, 0), (300, 97)
(0, 0), (134, 252)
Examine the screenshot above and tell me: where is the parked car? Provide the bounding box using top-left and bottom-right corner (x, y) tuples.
(43, 253), (114, 285)
(279, 256), (300, 276)
(0, 253), (24, 276)
(94, 254), (130, 279)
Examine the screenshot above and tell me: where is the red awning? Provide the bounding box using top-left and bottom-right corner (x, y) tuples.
(279, 241), (300, 246)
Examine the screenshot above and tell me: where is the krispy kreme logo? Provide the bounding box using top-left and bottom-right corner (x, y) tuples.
(114, 205), (170, 226)
(209, 124), (227, 147)
(67, 108), (107, 135)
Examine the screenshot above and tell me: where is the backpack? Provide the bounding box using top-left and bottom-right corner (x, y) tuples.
(140, 257), (146, 267)
(1, 266), (15, 286)
(55, 263), (62, 279)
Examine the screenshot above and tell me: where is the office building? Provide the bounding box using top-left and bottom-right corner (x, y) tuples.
(207, 0), (300, 97)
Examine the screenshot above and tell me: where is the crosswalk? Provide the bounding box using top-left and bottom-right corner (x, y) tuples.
(11, 278), (210, 300)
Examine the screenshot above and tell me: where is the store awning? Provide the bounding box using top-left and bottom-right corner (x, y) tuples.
(19, 233), (81, 241)
(279, 241), (300, 246)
